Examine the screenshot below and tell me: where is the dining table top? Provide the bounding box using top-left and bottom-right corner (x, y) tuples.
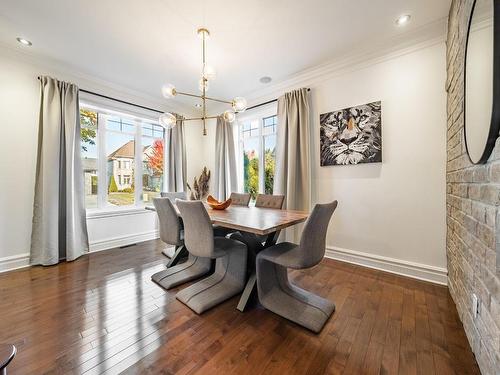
(146, 203), (309, 236)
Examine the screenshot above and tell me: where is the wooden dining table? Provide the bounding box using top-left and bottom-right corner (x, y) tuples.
(146, 203), (309, 311)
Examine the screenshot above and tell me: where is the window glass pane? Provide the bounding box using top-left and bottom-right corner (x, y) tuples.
(142, 135), (164, 204)
(107, 131), (135, 206)
(263, 115), (277, 135)
(264, 134), (276, 194)
(250, 120), (259, 137)
(106, 116), (135, 134)
(243, 138), (259, 200)
(81, 109), (98, 208)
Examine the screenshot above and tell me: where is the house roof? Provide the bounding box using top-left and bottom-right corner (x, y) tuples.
(108, 140), (135, 160)
(108, 140), (151, 160)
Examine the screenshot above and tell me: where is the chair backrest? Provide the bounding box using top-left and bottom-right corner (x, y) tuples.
(255, 194), (285, 209)
(176, 200), (215, 258)
(153, 198), (183, 246)
(298, 200), (338, 268)
(229, 192), (251, 206)
(161, 191), (187, 200)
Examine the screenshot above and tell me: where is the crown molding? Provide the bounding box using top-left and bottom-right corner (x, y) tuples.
(243, 17), (448, 105)
(0, 42), (197, 116)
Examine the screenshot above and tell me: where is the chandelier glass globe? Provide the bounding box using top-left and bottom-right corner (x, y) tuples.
(159, 112), (177, 129)
(232, 97), (247, 113)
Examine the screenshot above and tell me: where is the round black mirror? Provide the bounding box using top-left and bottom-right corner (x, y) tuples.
(464, 0), (500, 164)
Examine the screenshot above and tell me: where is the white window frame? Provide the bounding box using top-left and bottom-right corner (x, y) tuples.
(81, 102), (166, 215)
(236, 103), (278, 195)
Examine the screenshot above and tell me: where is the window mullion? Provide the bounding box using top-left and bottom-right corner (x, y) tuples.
(97, 114), (108, 208)
(134, 120), (143, 205)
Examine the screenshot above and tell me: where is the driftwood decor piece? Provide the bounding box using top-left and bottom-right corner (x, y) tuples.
(187, 167), (211, 200)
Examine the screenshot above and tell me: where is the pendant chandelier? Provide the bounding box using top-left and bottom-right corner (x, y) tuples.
(159, 28), (247, 135)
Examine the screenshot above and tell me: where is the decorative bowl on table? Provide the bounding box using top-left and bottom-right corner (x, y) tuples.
(206, 195), (232, 210)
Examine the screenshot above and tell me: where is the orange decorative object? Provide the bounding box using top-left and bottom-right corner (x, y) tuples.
(206, 195), (232, 210)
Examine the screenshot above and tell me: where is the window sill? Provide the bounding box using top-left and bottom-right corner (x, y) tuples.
(86, 205), (155, 219)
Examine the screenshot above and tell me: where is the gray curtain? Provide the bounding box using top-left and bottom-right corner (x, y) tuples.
(165, 115), (187, 192)
(214, 116), (237, 200)
(274, 88), (312, 242)
(30, 76), (89, 265)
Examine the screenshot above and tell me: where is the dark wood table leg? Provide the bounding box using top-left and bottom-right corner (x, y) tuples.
(236, 230), (280, 312)
(166, 245), (187, 268)
(237, 272), (257, 312)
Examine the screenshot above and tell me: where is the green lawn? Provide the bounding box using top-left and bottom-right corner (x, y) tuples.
(108, 192), (135, 206)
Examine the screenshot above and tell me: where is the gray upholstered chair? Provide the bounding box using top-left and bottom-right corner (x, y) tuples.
(213, 192), (251, 237)
(160, 191), (187, 200)
(158, 191), (187, 257)
(150, 198), (211, 290)
(256, 200), (338, 333)
(176, 200), (247, 314)
(229, 192), (251, 206)
(255, 193), (285, 209)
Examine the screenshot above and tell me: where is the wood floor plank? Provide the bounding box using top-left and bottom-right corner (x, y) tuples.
(0, 239), (480, 375)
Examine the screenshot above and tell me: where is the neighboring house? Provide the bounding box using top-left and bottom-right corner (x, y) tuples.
(106, 140), (162, 192)
(107, 140), (135, 190)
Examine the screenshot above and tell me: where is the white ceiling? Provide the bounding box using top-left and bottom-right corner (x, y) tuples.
(0, 0), (451, 102)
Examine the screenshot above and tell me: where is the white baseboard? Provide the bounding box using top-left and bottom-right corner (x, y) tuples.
(89, 230), (159, 252)
(0, 231), (160, 273)
(325, 246), (448, 285)
(0, 253), (30, 273)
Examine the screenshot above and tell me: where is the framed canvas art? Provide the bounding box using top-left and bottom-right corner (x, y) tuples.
(320, 101), (382, 166)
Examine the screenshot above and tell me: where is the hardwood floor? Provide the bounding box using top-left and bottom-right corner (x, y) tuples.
(0, 240), (480, 374)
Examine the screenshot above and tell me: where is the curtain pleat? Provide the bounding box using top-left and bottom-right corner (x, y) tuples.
(214, 116), (237, 201)
(30, 76), (89, 265)
(165, 116), (187, 192)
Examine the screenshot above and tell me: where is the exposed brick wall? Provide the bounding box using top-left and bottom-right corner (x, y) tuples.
(446, 1), (500, 374)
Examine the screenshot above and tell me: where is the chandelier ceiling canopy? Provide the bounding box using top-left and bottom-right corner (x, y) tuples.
(159, 28), (247, 135)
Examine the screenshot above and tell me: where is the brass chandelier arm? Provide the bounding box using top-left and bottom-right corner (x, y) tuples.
(182, 115), (219, 122)
(204, 96), (232, 105)
(175, 90), (232, 105)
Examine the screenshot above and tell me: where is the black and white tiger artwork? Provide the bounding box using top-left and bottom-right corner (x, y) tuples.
(320, 101), (382, 166)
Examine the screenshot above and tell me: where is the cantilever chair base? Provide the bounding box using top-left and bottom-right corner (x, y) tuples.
(257, 259), (335, 333)
(151, 254), (211, 291)
(176, 239), (247, 314)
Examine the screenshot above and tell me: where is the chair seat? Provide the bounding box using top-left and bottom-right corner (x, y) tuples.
(213, 237), (244, 257)
(257, 242), (309, 269)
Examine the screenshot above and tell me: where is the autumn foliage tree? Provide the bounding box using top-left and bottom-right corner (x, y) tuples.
(147, 139), (164, 176)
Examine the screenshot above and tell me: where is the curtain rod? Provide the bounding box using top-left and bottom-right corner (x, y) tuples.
(245, 88), (311, 111)
(37, 76), (165, 114)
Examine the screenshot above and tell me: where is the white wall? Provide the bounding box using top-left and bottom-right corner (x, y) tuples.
(312, 42), (447, 271)
(0, 46), (204, 270)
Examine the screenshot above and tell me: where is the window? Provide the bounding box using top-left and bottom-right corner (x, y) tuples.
(80, 106), (166, 210)
(238, 111), (278, 200)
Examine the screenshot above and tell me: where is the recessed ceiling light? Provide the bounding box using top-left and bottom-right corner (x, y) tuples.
(259, 76), (272, 84)
(16, 37), (32, 46)
(395, 14), (411, 26)
(194, 103), (202, 108)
